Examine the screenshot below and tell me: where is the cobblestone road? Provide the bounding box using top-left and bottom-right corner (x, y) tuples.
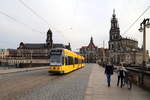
(0, 64), (92, 100)
(0, 64), (149, 100)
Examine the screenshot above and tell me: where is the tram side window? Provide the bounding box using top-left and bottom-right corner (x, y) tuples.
(65, 57), (68, 65)
(78, 59), (80, 64)
(68, 56), (73, 65)
(78, 59), (81, 64)
(65, 56), (73, 65)
(62, 57), (64, 65)
(82, 60), (84, 63)
(75, 58), (78, 64)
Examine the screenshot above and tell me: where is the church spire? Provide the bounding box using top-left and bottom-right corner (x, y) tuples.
(46, 28), (53, 48)
(88, 36), (96, 48)
(113, 9), (116, 18)
(90, 36), (93, 43)
(109, 9), (121, 41)
(111, 9), (118, 28)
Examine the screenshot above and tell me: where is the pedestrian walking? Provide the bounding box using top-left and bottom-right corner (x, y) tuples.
(117, 63), (125, 88)
(105, 62), (114, 87)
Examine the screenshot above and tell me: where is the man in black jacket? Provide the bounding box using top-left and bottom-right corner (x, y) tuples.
(105, 62), (114, 87)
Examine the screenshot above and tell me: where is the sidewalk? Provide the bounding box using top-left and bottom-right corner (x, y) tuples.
(0, 66), (49, 75)
(84, 64), (150, 100)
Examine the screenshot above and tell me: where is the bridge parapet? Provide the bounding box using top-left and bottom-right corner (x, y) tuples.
(126, 67), (150, 90)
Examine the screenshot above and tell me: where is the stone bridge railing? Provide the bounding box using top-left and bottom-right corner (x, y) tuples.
(126, 67), (150, 90)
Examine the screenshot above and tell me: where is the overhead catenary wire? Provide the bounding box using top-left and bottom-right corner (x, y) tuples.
(122, 6), (150, 36)
(0, 10), (43, 34)
(18, 0), (50, 26)
(18, 0), (69, 44)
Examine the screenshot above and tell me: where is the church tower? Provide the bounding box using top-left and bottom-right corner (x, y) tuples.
(88, 36), (96, 48)
(109, 9), (121, 41)
(90, 36), (93, 43)
(46, 28), (53, 48)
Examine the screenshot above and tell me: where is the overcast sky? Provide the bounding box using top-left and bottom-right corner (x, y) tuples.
(0, 0), (150, 52)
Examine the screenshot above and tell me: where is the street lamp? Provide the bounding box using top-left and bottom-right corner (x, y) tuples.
(138, 26), (144, 32)
(138, 18), (150, 69)
(132, 49), (136, 64)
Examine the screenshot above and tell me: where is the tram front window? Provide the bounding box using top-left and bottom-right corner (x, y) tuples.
(50, 55), (62, 66)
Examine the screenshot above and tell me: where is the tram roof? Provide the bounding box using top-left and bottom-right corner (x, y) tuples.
(51, 48), (84, 59)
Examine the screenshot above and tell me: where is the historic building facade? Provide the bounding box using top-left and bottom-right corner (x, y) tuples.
(0, 49), (18, 58)
(17, 29), (71, 59)
(97, 48), (110, 65)
(0, 29), (71, 67)
(108, 10), (149, 65)
(80, 37), (99, 63)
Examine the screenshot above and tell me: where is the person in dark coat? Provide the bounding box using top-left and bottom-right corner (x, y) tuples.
(105, 62), (114, 87)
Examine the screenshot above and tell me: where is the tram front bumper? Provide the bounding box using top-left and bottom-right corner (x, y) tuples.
(48, 71), (64, 74)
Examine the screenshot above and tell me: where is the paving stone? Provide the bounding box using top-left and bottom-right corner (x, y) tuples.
(84, 64), (150, 100)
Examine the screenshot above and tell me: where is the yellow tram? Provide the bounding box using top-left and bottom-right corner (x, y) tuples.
(48, 48), (85, 74)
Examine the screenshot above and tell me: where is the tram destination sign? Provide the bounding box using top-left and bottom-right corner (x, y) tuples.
(50, 50), (62, 55)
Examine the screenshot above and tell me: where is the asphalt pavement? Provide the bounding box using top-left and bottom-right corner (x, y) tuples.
(0, 64), (92, 100)
(0, 66), (49, 75)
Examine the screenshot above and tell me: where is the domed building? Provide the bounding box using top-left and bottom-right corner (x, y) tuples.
(108, 10), (149, 65)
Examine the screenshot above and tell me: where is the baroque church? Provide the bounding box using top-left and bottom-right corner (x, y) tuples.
(17, 29), (71, 59)
(108, 10), (149, 65)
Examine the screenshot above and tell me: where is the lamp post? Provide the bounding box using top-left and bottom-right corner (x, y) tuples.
(138, 18), (150, 85)
(132, 49), (136, 64)
(138, 18), (150, 69)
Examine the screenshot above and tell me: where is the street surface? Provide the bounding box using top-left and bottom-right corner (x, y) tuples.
(85, 64), (150, 100)
(0, 64), (149, 100)
(0, 65), (92, 100)
(0, 66), (49, 75)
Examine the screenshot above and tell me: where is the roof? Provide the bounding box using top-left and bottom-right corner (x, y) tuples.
(50, 48), (84, 59)
(121, 38), (138, 42)
(19, 43), (47, 49)
(81, 46), (87, 48)
(80, 37), (97, 49)
(0, 49), (6, 51)
(53, 43), (65, 48)
(87, 41), (97, 48)
(18, 42), (68, 49)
